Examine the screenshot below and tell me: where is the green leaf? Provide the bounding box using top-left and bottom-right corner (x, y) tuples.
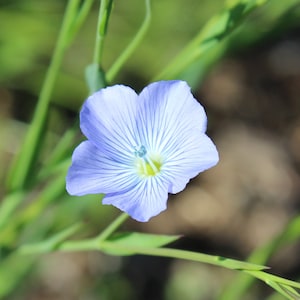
(100, 232), (180, 256)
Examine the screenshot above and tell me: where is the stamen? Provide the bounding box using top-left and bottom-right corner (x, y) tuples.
(134, 145), (147, 158)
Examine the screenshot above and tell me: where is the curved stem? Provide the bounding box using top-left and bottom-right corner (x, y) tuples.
(96, 212), (129, 242)
(106, 0), (151, 82)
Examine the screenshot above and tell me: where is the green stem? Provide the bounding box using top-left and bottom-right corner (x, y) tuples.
(6, 0), (81, 191)
(96, 212), (129, 242)
(100, 243), (266, 271)
(59, 238), (99, 252)
(86, 0), (113, 93)
(93, 0), (113, 66)
(106, 0), (151, 82)
(59, 212), (129, 252)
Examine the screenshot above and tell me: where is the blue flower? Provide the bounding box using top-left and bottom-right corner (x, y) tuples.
(66, 80), (219, 222)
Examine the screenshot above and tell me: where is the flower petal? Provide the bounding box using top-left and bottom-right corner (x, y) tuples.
(163, 133), (219, 194)
(135, 80), (207, 152)
(66, 141), (139, 196)
(103, 177), (169, 222)
(80, 85), (140, 163)
(134, 80), (218, 194)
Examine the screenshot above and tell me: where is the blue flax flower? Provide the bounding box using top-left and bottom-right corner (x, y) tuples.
(66, 80), (219, 222)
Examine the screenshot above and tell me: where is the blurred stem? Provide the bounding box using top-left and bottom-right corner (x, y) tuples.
(152, 0), (269, 81)
(106, 0), (151, 83)
(6, 0), (81, 192)
(36, 124), (79, 181)
(37, 158), (71, 182)
(0, 175), (66, 247)
(0, 192), (25, 231)
(66, 0), (95, 44)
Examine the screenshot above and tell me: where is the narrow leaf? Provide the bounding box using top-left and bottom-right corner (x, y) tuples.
(266, 281), (300, 300)
(100, 232), (180, 255)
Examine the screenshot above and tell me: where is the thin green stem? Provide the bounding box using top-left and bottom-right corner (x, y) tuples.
(59, 212), (129, 252)
(86, 0), (113, 93)
(6, 0), (81, 191)
(106, 0), (151, 82)
(100, 243), (267, 271)
(100, 244), (300, 298)
(96, 212), (129, 242)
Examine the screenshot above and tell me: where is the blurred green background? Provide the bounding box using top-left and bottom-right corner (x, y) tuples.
(1, 0), (300, 299)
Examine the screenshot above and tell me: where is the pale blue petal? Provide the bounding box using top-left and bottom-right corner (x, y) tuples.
(66, 141), (138, 196)
(103, 177), (169, 222)
(163, 133), (219, 194)
(136, 80), (207, 152)
(80, 85), (140, 163)
(134, 80), (218, 194)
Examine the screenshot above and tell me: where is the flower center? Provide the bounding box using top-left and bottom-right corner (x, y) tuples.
(134, 146), (162, 177)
